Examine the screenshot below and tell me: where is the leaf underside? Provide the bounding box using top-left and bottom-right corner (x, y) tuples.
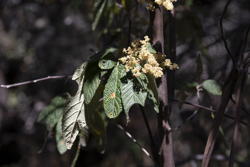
(62, 63), (88, 149)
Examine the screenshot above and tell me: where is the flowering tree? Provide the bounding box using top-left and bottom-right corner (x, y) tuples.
(1, 0), (249, 167)
(36, 1), (179, 166)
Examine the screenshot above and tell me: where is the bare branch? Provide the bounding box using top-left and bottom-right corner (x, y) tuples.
(115, 124), (152, 160)
(229, 73), (247, 167)
(219, 0), (235, 65)
(171, 98), (248, 126)
(0, 75), (69, 89)
(140, 106), (158, 162)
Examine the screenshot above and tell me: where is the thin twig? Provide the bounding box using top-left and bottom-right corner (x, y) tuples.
(0, 75), (69, 89)
(171, 110), (199, 132)
(140, 107), (158, 163)
(170, 98), (248, 126)
(71, 142), (81, 167)
(115, 124), (152, 159)
(219, 0), (235, 65)
(37, 131), (52, 154)
(229, 73), (247, 167)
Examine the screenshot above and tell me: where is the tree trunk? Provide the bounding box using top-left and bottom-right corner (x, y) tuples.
(151, 7), (175, 167)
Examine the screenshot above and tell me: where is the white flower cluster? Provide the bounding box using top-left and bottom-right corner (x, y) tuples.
(154, 0), (177, 10)
(119, 36), (179, 78)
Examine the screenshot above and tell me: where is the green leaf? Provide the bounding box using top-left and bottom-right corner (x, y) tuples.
(56, 116), (67, 154)
(86, 81), (106, 136)
(137, 74), (159, 113)
(85, 83), (106, 151)
(98, 48), (118, 70)
(121, 79), (147, 119)
(86, 108), (105, 136)
(62, 63), (88, 149)
(83, 62), (101, 104)
(98, 59), (116, 70)
(147, 75), (159, 113)
(103, 64), (123, 118)
(146, 43), (157, 54)
(201, 79), (222, 96)
(100, 47), (117, 59)
(38, 96), (66, 131)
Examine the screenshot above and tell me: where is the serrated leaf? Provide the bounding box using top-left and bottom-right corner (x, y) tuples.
(121, 79), (147, 119)
(84, 62), (101, 104)
(38, 96), (66, 131)
(56, 116), (67, 154)
(202, 79), (222, 96)
(103, 64), (123, 118)
(62, 63), (88, 149)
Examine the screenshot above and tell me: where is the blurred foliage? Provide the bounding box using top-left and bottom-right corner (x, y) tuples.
(0, 0), (249, 167)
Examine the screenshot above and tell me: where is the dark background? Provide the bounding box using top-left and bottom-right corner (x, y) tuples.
(0, 0), (249, 166)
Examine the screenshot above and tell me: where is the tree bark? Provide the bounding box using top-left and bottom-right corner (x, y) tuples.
(151, 6), (175, 167)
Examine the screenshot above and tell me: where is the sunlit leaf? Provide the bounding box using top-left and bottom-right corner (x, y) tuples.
(98, 48), (118, 70)
(62, 63), (88, 149)
(121, 79), (147, 120)
(103, 64), (123, 118)
(202, 79), (222, 96)
(99, 59), (116, 70)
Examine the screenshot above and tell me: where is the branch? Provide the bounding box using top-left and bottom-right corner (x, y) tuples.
(201, 69), (238, 167)
(219, 0), (235, 65)
(115, 124), (152, 159)
(229, 73), (247, 167)
(0, 75), (69, 89)
(171, 98), (247, 126)
(140, 106), (158, 162)
(71, 142), (81, 167)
